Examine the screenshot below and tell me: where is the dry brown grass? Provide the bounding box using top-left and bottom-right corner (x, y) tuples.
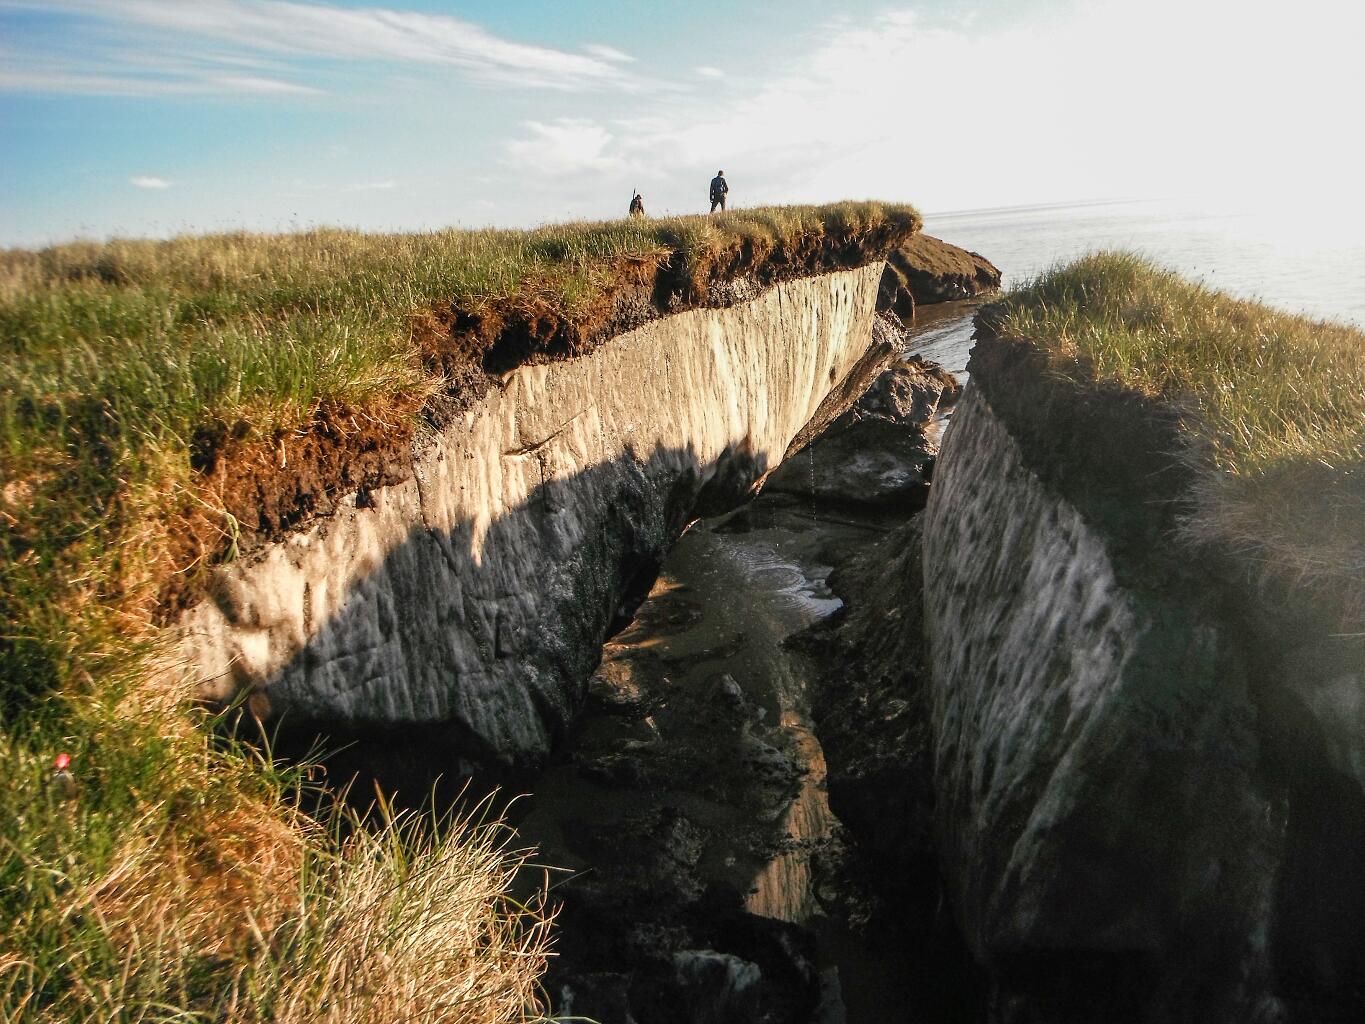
(87, 802), (307, 962)
(261, 806), (553, 1024)
(2, 772), (552, 1024)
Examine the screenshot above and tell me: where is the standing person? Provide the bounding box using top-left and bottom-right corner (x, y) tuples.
(709, 170), (729, 213)
(629, 191), (645, 217)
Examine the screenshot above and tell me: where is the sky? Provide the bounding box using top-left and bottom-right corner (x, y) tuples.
(2, 0), (1362, 246)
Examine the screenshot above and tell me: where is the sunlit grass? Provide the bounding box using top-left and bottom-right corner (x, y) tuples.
(1, 720), (552, 1023)
(0, 202), (916, 1022)
(993, 251), (1365, 618)
(0, 202), (919, 448)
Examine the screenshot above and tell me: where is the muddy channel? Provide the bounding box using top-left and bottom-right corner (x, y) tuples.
(515, 308), (981, 1023)
(286, 306), (986, 1022)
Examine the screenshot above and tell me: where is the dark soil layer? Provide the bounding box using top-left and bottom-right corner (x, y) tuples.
(160, 226), (924, 620)
(965, 321), (1201, 582)
(791, 516), (986, 1021)
(879, 235), (1001, 322)
(425, 221), (918, 376)
(162, 395), (431, 616)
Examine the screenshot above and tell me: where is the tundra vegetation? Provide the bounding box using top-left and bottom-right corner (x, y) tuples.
(991, 251), (1365, 622)
(0, 203), (919, 1022)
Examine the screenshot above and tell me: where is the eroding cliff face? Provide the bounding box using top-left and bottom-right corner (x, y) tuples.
(921, 332), (1365, 1022)
(180, 265), (884, 764)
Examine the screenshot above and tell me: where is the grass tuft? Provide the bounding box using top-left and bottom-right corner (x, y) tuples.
(259, 798), (552, 1024)
(1, 707), (552, 1024)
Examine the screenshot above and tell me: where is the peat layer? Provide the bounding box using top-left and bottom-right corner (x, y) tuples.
(879, 234), (1001, 321)
(164, 220), (944, 619)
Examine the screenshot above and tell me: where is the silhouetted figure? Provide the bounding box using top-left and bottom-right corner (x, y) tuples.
(709, 170), (728, 212)
(629, 191), (645, 217)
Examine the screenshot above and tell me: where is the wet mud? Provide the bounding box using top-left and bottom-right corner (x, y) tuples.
(519, 492), (935, 1022)
(516, 321), (984, 1020)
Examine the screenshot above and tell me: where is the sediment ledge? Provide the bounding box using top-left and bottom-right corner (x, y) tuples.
(922, 313), (1365, 1022)
(170, 205), (924, 613)
(878, 233), (1001, 320)
(182, 265), (888, 762)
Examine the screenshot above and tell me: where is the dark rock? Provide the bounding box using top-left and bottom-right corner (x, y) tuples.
(710, 672), (745, 707)
(878, 262), (917, 322)
(668, 950), (763, 1021)
(766, 419), (936, 507)
(557, 973), (635, 1023)
(876, 233), (1002, 316)
(588, 657), (650, 714)
(763, 359), (960, 508)
(576, 750), (648, 787)
(862, 354), (961, 421)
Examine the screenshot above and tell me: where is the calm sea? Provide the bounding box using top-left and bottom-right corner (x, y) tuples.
(907, 197), (1365, 378)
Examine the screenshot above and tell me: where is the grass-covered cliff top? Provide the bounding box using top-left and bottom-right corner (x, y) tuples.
(1, 201), (918, 450)
(988, 252), (1364, 621)
(0, 202), (916, 1022)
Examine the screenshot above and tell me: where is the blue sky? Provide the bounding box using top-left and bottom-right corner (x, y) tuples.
(2, 0), (1360, 246)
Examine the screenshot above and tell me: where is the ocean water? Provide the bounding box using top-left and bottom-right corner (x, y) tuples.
(905, 198), (1364, 380)
(922, 198), (1365, 328)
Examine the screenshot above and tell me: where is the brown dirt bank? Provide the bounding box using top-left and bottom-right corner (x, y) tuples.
(878, 234), (1001, 321)
(163, 221), (947, 620)
(424, 216), (919, 376)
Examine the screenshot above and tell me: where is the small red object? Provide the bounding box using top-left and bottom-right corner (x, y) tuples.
(54, 752), (71, 770)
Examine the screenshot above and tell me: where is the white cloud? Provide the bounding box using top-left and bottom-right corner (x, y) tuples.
(502, 0), (1365, 218)
(342, 180), (398, 192)
(0, 64), (317, 96)
(205, 74), (321, 95)
(506, 118), (627, 176)
(583, 43), (635, 64)
(1, 0), (641, 95)
(130, 175), (172, 189)
(694, 66), (724, 79)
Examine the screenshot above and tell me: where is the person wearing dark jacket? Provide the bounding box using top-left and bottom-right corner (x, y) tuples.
(629, 191), (645, 217)
(709, 170), (729, 212)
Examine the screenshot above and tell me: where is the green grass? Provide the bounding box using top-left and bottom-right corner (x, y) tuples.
(992, 251), (1365, 619)
(1, 722), (553, 1023)
(0, 202), (919, 451)
(0, 202), (917, 1022)
(0, 200), (920, 719)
